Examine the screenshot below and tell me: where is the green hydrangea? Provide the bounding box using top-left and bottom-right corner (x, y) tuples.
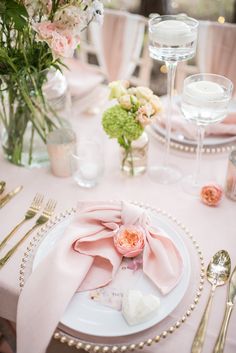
(102, 105), (143, 144)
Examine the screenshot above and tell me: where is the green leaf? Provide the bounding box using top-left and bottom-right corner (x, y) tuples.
(5, 0), (28, 30)
(0, 1), (6, 15)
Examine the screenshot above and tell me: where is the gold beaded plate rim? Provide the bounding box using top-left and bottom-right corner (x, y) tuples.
(19, 202), (205, 353)
(148, 125), (236, 154)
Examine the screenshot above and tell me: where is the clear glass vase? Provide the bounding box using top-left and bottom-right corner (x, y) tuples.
(0, 68), (71, 168)
(120, 131), (149, 176)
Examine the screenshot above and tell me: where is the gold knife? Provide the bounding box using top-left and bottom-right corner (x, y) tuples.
(0, 185), (23, 209)
(213, 265), (236, 353)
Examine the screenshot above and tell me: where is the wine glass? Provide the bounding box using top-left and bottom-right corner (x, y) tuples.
(181, 73), (233, 194)
(149, 14), (199, 184)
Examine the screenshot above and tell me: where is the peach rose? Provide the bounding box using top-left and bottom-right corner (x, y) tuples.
(114, 225), (145, 258)
(136, 103), (155, 127)
(200, 183), (223, 206)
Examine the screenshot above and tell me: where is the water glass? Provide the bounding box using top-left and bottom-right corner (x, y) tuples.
(71, 140), (104, 188)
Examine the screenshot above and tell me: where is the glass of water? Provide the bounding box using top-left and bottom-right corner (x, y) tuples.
(71, 139), (104, 188)
(149, 14), (198, 184)
(181, 73), (233, 194)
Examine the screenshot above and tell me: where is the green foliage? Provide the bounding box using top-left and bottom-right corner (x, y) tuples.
(0, 0), (63, 165)
(102, 105), (143, 148)
(1, 0), (28, 30)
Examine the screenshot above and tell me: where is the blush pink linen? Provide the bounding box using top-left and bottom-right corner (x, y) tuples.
(16, 201), (183, 353)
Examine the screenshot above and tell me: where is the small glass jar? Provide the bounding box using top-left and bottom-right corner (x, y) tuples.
(120, 131), (149, 177)
(225, 150), (236, 201)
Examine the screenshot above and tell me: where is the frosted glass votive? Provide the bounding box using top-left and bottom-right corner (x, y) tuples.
(46, 128), (77, 177)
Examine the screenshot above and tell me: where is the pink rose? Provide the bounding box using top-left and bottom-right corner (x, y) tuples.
(114, 225), (145, 258)
(50, 31), (79, 58)
(200, 183), (223, 206)
(34, 21), (57, 39)
(34, 21), (80, 58)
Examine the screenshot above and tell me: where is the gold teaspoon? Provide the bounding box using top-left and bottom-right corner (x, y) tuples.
(0, 181), (6, 195)
(213, 265), (236, 353)
(191, 250), (231, 353)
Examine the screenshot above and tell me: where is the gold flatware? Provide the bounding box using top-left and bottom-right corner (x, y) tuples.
(0, 193), (44, 251)
(213, 265), (236, 353)
(0, 199), (56, 269)
(0, 185), (23, 209)
(191, 250), (231, 353)
(0, 181), (6, 195)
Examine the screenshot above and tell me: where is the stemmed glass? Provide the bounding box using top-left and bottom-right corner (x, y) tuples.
(148, 14), (199, 184)
(181, 73), (233, 194)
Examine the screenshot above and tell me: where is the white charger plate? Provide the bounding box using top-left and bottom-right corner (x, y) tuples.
(33, 206), (191, 337)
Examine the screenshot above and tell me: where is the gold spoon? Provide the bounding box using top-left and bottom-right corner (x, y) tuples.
(213, 265), (236, 353)
(0, 181), (6, 195)
(191, 250), (231, 353)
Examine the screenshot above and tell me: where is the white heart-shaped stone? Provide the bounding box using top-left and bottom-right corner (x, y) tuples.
(122, 290), (160, 326)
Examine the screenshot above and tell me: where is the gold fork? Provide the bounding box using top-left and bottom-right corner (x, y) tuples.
(0, 199), (57, 269)
(0, 193), (44, 251)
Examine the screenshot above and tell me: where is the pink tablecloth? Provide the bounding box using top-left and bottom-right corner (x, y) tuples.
(0, 95), (236, 353)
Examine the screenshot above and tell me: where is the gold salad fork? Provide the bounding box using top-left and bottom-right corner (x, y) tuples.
(0, 193), (44, 251)
(0, 199), (57, 269)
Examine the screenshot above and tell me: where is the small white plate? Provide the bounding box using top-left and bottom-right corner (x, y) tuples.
(33, 206), (191, 337)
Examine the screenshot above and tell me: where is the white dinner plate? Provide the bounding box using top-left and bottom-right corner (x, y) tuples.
(33, 206), (191, 337)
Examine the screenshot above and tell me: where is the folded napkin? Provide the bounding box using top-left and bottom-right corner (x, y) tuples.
(17, 201), (183, 353)
(158, 96), (236, 140)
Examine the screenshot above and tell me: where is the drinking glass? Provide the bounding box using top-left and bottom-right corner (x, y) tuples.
(149, 14), (199, 184)
(181, 73), (233, 194)
(71, 139), (104, 188)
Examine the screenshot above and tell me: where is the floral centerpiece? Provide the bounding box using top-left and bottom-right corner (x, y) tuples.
(102, 80), (162, 176)
(0, 0), (104, 167)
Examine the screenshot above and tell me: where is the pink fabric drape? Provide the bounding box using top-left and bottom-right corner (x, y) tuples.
(90, 10), (145, 82)
(16, 201), (183, 353)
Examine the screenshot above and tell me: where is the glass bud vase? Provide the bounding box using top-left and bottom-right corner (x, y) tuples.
(120, 131), (149, 176)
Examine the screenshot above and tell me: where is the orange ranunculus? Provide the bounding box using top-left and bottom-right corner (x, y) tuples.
(200, 183), (223, 206)
(114, 225), (145, 258)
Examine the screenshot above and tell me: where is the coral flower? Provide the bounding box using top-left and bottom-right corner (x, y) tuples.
(200, 183), (223, 206)
(114, 225), (145, 258)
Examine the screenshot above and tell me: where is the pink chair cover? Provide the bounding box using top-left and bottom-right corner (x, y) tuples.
(198, 21), (236, 96)
(90, 10), (146, 82)
(16, 201), (183, 353)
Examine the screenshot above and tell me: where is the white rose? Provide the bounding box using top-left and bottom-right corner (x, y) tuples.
(109, 80), (129, 100)
(119, 94), (138, 110)
(135, 86), (154, 101)
(150, 95), (162, 114)
(118, 95), (132, 110)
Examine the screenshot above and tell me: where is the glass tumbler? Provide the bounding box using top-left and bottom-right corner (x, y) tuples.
(71, 140), (104, 188)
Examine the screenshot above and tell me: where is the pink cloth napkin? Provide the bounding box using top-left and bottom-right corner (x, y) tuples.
(158, 97), (236, 140)
(16, 201), (183, 353)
